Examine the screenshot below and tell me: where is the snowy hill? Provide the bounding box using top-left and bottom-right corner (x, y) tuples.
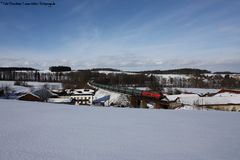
(94, 88), (129, 106)
(0, 81), (63, 94)
(0, 99), (240, 160)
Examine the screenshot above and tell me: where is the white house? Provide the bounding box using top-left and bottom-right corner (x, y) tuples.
(70, 89), (95, 105)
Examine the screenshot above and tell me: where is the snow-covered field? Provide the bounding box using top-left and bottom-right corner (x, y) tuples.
(0, 99), (240, 160)
(0, 80), (63, 90)
(167, 87), (220, 95)
(97, 70), (137, 75)
(154, 74), (191, 79)
(177, 87), (220, 94)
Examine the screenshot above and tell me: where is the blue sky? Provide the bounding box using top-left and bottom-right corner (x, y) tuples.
(0, 0), (240, 71)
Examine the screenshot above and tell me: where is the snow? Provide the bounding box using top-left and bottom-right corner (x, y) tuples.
(176, 105), (207, 111)
(195, 97), (240, 105)
(38, 70), (51, 73)
(166, 93), (240, 106)
(129, 87), (150, 91)
(97, 70), (137, 75)
(0, 80), (63, 91)
(48, 98), (72, 103)
(0, 99), (240, 160)
(94, 88), (129, 106)
(10, 85), (31, 94)
(173, 87), (220, 95)
(28, 81), (63, 90)
(154, 74), (191, 79)
(166, 94), (200, 105)
(166, 94), (199, 101)
(72, 89), (95, 95)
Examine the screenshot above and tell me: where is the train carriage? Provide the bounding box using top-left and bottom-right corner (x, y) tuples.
(90, 81), (164, 100)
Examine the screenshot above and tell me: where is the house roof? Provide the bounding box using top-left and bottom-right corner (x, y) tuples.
(18, 93), (41, 101)
(70, 93), (93, 96)
(33, 88), (55, 100)
(165, 94), (199, 101)
(213, 92), (240, 98)
(218, 89), (240, 94)
(196, 97), (240, 105)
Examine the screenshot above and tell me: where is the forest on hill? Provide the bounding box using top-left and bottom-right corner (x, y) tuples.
(135, 68), (211, 75)
(0, 66), (239, 90)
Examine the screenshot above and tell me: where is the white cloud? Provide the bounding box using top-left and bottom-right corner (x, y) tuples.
(0, 52), (240, 72)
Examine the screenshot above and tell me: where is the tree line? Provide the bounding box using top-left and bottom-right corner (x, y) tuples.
(0, 67), (239, 90)
(49, 66), (71, 72)
(0, 67), (37, 71)
(157, 74), (240, 89)
(136, 68), (211, 75)
(62, 71), (161, 91)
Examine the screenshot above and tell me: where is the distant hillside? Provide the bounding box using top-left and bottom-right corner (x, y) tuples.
(135, 68), (211, 75)
(214, 71), (239, 74)
(91, 68), (121, 72)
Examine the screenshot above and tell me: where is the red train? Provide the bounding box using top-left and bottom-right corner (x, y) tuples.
(90, 81), (164, 100)
(141, 91), (164, 100)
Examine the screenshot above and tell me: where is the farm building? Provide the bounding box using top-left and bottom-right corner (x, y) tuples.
(0, 89), (4, 96)
(71, 93), (94, 105)
(50, 89), (95, 105)
(18, 93), (41, 102)
(217, 89), (240, 94)
(33, 88), (57, 101)
(197, 90), (240, 111)
(165, 92), (240, 111)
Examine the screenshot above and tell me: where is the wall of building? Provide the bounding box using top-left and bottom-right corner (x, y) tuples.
(202, 104), (240, 112)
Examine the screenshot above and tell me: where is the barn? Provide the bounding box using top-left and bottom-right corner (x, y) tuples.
(18, 93), (41, 102)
